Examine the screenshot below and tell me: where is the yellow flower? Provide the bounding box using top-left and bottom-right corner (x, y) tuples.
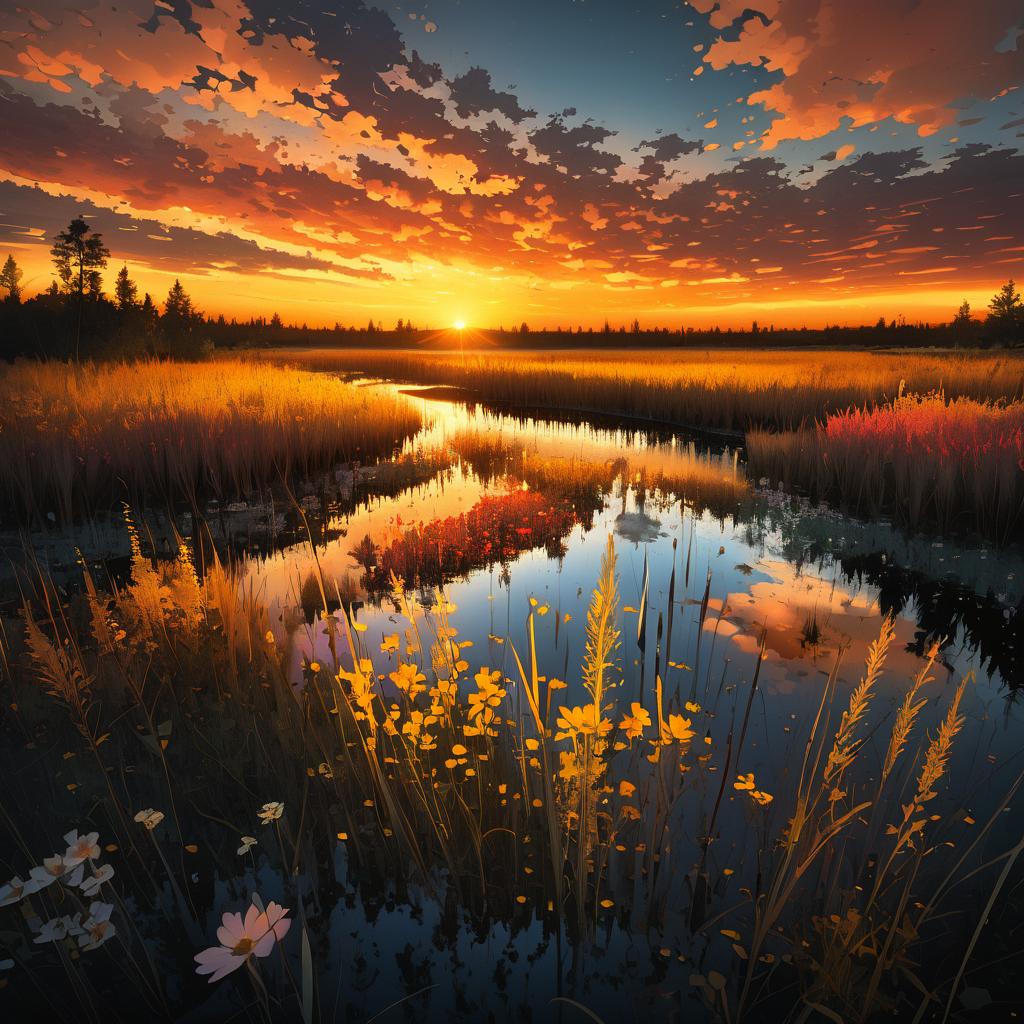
(558, 750), (580, 780)
(734, 773), (756, 792)
(684, 701), (701, 714)
(134, 808), (165, 831)
(555, 705), (611, 741)
(467, 668), (506, 734)
(257, 801), (284, 825)
(619, 702), (651, 740)
(752, 790), (774, 806)
(390, 662), (426, 698)
(662, 714), (695, 744)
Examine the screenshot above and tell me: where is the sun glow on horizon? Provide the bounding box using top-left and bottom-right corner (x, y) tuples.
(453, 319), (466, 331)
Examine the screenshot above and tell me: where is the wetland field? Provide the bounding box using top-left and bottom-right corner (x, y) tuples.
(1, 350), (1023, 1024)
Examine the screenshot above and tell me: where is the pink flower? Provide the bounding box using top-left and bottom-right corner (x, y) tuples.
(194, 900), (291, 983)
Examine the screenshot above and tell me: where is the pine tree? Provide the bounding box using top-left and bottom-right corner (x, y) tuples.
(115, 265), (139, 310)
(164, 279), (194, 320)
(0, 254), (22, 301)
(952, 300), (971, 327)
(50, 217), (109, 298)
(162, 279), (203, 356)
(989, 280), (1022, 323)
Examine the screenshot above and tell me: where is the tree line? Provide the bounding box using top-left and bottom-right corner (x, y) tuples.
(0, 218), (207, 360)
(1, 217), (1022, 359)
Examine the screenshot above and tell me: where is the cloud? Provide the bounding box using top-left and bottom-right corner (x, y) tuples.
(528, 116), (622, 177)
(687, 0), (1024, 147)
(0, 179), (341, 277)
(637, 133), (704, 161)
(447, 67), (537, 124)
(0, 0), (1020, 317)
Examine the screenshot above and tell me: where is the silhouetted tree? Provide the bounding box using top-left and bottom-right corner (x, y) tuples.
(989, 280), (1022, 320)
(51, 217), (110, 357)
(164, 279), (193, 320)
(139, 293), (159, 349)
(114, 265), (138, 310)
(162, 278), (206, 357)
(51, 217), (109, 299)
(0, 254), (22, 302)
(988, 280), (1024, 344)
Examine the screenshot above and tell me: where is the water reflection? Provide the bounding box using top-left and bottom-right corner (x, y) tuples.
(224, 385), (1023, 704)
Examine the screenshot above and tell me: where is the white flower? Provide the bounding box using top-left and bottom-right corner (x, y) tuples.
(63, 830), (100, 866)
(133, 808), (165, 831)
(257, 801), (284, 825)
(62, 913), (85, 938)
(79, 902), (116, 950)
(79, 863), (114, 897)
(237, 836), (258, 855)
(24, 856), (83, 894)
(0, 876), (25, 907)
(33, 917), (69, 944)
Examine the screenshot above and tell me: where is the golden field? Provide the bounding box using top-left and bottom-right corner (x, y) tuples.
(272, 347), (1024, 431)
(0, 358), (421, 521)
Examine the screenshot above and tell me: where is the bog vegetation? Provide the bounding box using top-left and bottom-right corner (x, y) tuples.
(748, 389), (1024, 542)
(277, 347), (1024, 540)
(1, 517), (1019, 1021)
(0, 358), (421, 523)
(275, 346), (1024, 432)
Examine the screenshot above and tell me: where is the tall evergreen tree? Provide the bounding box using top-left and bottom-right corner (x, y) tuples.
(114, 265), (139, 310)
(164, 279), (194, 320)
(0, 254), (22, 302)
(987, 280), (1024, 343)
(989, 280), (1022, 323)
(50, 217), (109, 298)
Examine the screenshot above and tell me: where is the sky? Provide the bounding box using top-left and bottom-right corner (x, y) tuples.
(0, 0), (1022, 329)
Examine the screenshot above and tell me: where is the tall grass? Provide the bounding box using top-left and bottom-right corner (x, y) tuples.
(272, 347), (1024, 432)
(450, 428), (749, 519)
(0, 358), (422, 523)
(749, 390), (1024, 541)
(1, 519), (1018, 1021)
